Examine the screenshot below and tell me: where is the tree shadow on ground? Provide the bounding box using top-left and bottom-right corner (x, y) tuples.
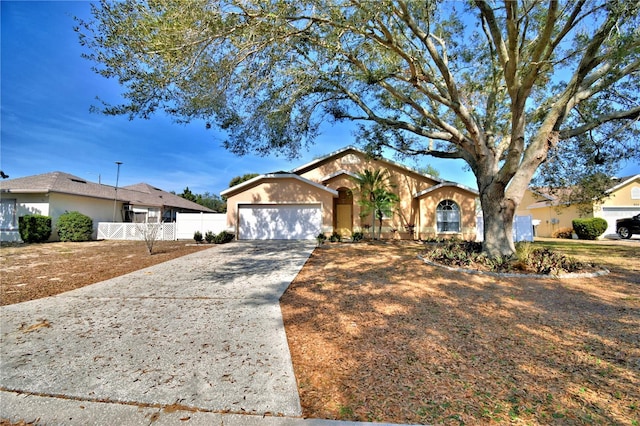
(280, 242), (640, 425)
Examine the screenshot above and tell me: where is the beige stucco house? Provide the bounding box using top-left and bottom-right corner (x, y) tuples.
(0, 171), (213, 242)
(516, 174), (640, 238)
(221, 146), (479, 240)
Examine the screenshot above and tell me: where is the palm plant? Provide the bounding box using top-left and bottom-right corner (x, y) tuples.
(372, 188), (399, 239)
(352, 168), (396, 239)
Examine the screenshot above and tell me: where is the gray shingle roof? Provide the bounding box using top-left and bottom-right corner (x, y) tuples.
(1, 171), (214, 212)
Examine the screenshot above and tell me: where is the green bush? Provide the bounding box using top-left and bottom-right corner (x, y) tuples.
(194, 231), (203, 243)
(422, 240), (587, 275)
(572, 217), (608, 240)
(57, 211), (93, 242)
(205, 231), (215, 243)
(213, 230), (234, 244)
(316, 232), (327, 246)
(329, 231), (342, 242)
(352, 231), (364, 242)
(18, 214), (52, 243)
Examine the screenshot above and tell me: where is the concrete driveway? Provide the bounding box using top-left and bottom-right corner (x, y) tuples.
(1, 241), (323, 424)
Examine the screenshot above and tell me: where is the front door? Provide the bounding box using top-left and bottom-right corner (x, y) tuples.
(335, 188), (353, 237)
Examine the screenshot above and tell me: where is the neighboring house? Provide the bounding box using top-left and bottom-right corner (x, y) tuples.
(516, 174), (640, 238)
(0, 171), (214, 242)
(221, 146), (479, 240)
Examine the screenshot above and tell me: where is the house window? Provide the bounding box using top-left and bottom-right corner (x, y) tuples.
(632, 187), (640, 200)
(0, 198), (17, 230)
(437, 200), (460, 232)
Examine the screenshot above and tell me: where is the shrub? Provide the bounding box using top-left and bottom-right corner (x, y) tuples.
(213, 230), (234, 244)
(193, 231), (203, 243)
(57, 211), (93, 242)
(572, 217), (608, 240)
(329, 231), (342, 242)
(528, 248), (584, 275)
(422, 240), (587, 275)
(552, 227), (574, 239)
(423, 239), (482, 268)
(515, 242), (535, 263)
(316, 232), (327, 246)
(205, 231), (215, 243)
(137, 222), (161, 255)
(352, 231), (364, 242)
(18, 214), (52, 243)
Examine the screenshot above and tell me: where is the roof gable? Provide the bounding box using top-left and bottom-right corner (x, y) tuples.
(414, 182), (479, 198)
(220, 173), (339, 197)
(292, 146), (442, 183)
(606, 174), (640, 194)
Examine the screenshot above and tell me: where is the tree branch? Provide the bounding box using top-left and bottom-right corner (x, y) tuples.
(559, 106), (640, 139)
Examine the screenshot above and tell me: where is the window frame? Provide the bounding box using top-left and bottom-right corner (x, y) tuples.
(436, 199), (461, 233)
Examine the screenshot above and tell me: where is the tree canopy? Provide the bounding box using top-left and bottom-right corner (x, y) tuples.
(78, 0), (639, 256)
(178, 187), (226, 212)
(228, 173), (260, 188)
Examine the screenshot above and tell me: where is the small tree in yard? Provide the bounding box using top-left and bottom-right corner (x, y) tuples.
(353, 169), (395, 240)
(136, 222), (161, 254)
(372, 188), (399, 239)
(78, 1), (640, 257)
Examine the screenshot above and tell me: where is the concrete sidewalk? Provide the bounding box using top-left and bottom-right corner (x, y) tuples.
(1, 241), (407, 425)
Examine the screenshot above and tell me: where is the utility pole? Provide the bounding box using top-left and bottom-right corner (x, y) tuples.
(112, 161), (123, 222)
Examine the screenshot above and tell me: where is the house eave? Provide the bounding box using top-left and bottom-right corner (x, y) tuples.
(605, 173), (640, 194)
(221, 173), (339, 197)
(414, 182), (479, 198)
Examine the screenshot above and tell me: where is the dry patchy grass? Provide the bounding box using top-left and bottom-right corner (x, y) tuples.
(281, 240), (640, 425)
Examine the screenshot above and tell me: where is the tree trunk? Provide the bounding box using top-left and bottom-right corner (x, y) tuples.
(480, 187), (517, 258)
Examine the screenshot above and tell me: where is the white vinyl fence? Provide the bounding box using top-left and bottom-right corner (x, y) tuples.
(98, 213), (228, 241)
(476, 215), (534, 242)
(174, 212), (227, 240)
(98, 222), (176, 241)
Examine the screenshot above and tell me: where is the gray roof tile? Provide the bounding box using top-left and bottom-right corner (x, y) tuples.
(1, 171), (214, 212)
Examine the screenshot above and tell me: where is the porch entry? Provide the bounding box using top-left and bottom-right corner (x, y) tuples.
(334, 188), (353, 237)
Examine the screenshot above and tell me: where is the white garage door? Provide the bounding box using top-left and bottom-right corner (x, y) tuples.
(600, 207), (640, 236)
(238, 204), (322, 240)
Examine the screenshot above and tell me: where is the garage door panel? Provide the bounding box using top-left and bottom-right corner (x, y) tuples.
(601, 207), (640, 236)
(239, 205), (321, 240)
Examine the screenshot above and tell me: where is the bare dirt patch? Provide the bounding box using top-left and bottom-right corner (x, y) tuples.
(281, 241), (640, 425)
(0, 240), (211, 306)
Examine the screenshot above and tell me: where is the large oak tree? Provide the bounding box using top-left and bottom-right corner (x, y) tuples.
(78, 0), (640, 256)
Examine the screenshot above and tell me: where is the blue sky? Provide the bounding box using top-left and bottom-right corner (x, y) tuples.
(1, 2), (637, 197)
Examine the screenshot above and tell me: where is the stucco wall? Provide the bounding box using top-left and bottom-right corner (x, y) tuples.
(0, 193), (51, 241)
(528, 204), (587, 237)
(49, 193), (119, 239)
(0, 192), (121, 241)
(517, 178), (640, 238)
(300, 150), (439, 234)
(599, 177), (640, 207)
(418, 186), (477, 240)
(225, 177), (335, 232)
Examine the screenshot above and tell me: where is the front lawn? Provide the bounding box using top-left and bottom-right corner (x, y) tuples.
(281, 240), (640, 425)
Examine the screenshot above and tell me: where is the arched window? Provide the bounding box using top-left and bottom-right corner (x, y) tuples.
(632, 187), (640, 200)
(436, 200), (460, 232)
